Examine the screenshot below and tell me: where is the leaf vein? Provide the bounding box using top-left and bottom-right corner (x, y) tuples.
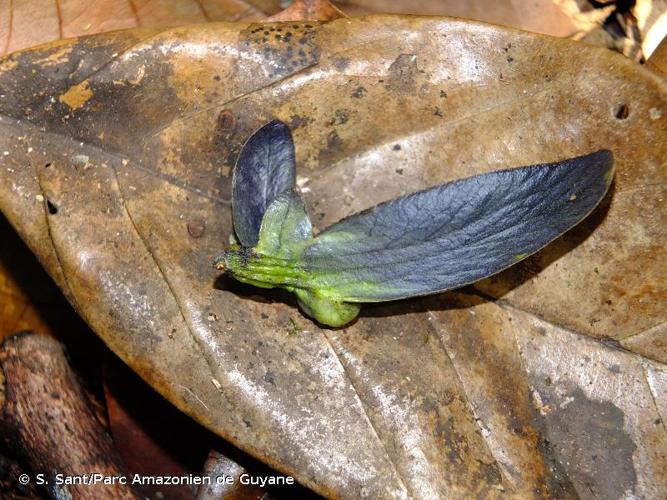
(321, 330), (412, 497)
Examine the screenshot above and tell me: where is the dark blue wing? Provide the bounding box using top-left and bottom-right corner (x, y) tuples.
(232, 120), (296, 246)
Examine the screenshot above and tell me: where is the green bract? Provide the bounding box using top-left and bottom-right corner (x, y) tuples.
(215, 120), (614, 327)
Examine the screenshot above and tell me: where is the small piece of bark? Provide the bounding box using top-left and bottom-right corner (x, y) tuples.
(0, 332), (137, 499)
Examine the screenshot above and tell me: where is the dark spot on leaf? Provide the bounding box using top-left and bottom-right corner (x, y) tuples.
(395, 168), (404, 175)
(318, 130), (343, 164)
(535, 386), (637, 498)
(507, 55), (514, 63)
(288, 114), (309, 129)
(614, 103), (629, 120)
(351, 86), (366, 98)
(327, 130), (342, 150)
(217, 109), (236, 133)
(433, 107), (443, 117)
(264, 371), (275, 385)
(392, 144), (401, 151)
(241, 23), (319, 82)
(440, 90), (447, 98)
(329, 109), (349, 125)
(187, 219), (206, 238)
(46, 199), (58, 215)
(333, 58), (349, 70)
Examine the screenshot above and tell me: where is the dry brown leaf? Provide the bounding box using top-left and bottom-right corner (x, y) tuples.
(335, 0), (577, 36)
(269, 0), (346, 22)
(0, 0), (278, 56)
(0, 0), (274, 345)
(0, 15), (665, 498)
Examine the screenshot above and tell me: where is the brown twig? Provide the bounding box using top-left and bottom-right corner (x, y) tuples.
(0, 332), (138, 499)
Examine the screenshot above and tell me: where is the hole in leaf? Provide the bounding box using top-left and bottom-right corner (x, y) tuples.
(614, 104), (629, 120)
(46, 199), (58, 215)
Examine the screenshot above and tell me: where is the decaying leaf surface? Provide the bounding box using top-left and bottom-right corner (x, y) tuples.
(0, 15), (665, 498)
